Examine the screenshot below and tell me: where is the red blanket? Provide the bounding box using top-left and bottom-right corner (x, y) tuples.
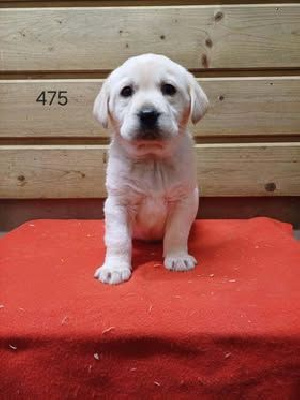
(1, 218), (299, 399)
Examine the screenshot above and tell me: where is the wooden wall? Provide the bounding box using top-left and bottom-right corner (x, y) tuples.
(0, 1), (299, 224)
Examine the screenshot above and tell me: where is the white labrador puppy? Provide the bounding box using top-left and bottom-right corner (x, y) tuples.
(93, 53), (208, 284)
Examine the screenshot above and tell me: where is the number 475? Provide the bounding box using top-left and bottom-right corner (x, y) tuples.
(36, 91), (68, 106)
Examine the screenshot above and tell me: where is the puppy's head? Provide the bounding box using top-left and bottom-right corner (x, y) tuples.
(94, 54), (208, 149)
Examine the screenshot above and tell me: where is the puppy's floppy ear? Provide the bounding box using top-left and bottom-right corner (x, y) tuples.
(93, 80), (110, 129)
(189, 74), (208, 125)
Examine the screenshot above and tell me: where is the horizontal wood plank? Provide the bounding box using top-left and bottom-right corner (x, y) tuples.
(0, 80), (100, 138)
(196, 143), (300, 196)
(1, 78), (299, 138)
(0, 145), (108, 198)
(200, 77), (300, 138)
(0, 143), (299, 198)
(1, 5), (299, 71)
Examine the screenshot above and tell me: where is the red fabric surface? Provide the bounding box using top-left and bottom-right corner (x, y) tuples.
(1, 217), (300, 400)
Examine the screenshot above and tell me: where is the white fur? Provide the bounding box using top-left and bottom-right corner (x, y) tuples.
(93, 53), (208, 284)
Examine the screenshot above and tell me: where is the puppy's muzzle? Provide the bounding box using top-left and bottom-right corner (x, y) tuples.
(137, 107), (162, 140)
(139, 107), (160, 127)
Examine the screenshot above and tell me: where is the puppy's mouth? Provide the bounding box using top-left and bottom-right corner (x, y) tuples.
(130, 129), (167, 152)
(135, 128), (164, 141)
(134, 141), (166, 155)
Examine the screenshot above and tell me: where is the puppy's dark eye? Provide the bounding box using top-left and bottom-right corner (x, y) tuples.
(121, 85), (133, 97)
(161, 83), (176, 96)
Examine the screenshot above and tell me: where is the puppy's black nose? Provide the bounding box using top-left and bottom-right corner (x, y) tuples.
(139, 108), (160, 128)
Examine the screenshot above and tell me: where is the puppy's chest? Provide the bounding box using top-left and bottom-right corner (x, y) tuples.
(129, 196), (167, 240)
(126, 162), (187, 239)
(108, 157), (194, 203)
(110, 159), (193, 240)
(126, 159), (185, 198)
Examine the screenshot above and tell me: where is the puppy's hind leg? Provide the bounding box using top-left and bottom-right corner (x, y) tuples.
(94, 197), (132, 284)
(163, 188), (199, 272)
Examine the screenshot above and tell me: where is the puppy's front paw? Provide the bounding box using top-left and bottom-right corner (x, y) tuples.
(94, 261), (131, 285)
(165, 254), (197, 272)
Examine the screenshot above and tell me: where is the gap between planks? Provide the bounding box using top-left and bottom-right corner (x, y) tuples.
(1, 1), (299, 8)
(1, 69), (300, 80)
(1, 136), (300, 146)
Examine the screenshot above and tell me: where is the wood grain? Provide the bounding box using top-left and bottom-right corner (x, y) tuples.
(0, 80), (101, 138)
(196, 143), (300, 196)
(1, 143), (299, 198)
(1, 78), (299, 138)
(1, 5), (299, 71)
(199, 77), (300, 138)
